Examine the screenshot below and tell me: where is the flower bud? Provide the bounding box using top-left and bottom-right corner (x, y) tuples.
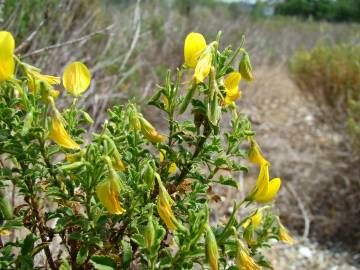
(205, 225), (219, 270)
(81, 111), (94, 125)
(142, 163), (155, 191)
(144, 215), (155, 248)
(59, 161), (84, 171)
(242, 210), (262, 230)
(239, 51), (253, 81)
(156, 174), (177, 230)
(21, 109), (34, 136)
(0, 192), (13, 220)
(128, 106), (141, 131)
(139, 116), (165, 144)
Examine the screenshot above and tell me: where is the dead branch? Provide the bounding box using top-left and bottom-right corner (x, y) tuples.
(21, 24), (114, 58)
(285, 182), (311, 240)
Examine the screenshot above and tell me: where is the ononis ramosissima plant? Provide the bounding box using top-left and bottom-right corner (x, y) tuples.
(0, 30), (295, 269)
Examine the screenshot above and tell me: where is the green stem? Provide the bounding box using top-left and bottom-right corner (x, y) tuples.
(218, 199), (246, 244)
(176, 132), (209, 185)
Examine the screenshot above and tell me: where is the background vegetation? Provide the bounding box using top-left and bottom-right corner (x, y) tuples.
(275, 0), (360, 22)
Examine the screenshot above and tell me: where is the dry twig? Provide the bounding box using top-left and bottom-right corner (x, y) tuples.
(21, 24), (114, 58)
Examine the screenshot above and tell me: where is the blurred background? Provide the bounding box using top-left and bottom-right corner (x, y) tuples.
(1, 0), (359, 269)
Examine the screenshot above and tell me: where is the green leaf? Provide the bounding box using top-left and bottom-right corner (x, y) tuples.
(131, 234), (145, 247)
(218, 175), (239, 189)
(179, 86), (196, 114)
(21, 233), (37, 255)
(90, 255), (117, 270)
(76, 244), (89, 265)
(59, 260), (72, 270)
(120, 240), (132, 268)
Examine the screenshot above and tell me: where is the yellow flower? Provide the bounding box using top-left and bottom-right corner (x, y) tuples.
(0, 229), (10, 236)
(248, 139), (269, 166)
(235, 241), (260, 270)
(184, 32), (207, 68)
(62, 61), (91, 96)
(156, 175), (176, 230)
(279, 223), (296, 245)
(223, 72), (242, 106)
(168, 162), (177, 174)
(243, 210), (262, 230)
(252, 164), (281, 203)
(205, 225), (219, 270)
(194, 49), (212, 84)
(139, 116), (165, 144)
(0, 31), (15, 81)
(48, 114), (80, 150)
(159, 149), (177, 174)
(24, 64), (60, 93)
(96, 167), (125, 215)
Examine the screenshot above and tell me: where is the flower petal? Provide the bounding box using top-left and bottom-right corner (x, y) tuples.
(48, 116), (80, 149)
(194, 51), (212, 83)
(62, 62), (91, 96)
(256, 178), (281, 203)
(224, 72), (241, 91)
(0, 31), (15, 81)
(184, 32), (207, 68)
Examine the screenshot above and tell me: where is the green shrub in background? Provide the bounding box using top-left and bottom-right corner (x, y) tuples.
(275, 0), (360, 23)
(290, 44), (360, 144)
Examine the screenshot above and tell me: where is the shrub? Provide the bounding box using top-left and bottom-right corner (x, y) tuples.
(0, 30), (293, 269)
(290, 44), (360, 137)
(275, 0), (360, 23)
